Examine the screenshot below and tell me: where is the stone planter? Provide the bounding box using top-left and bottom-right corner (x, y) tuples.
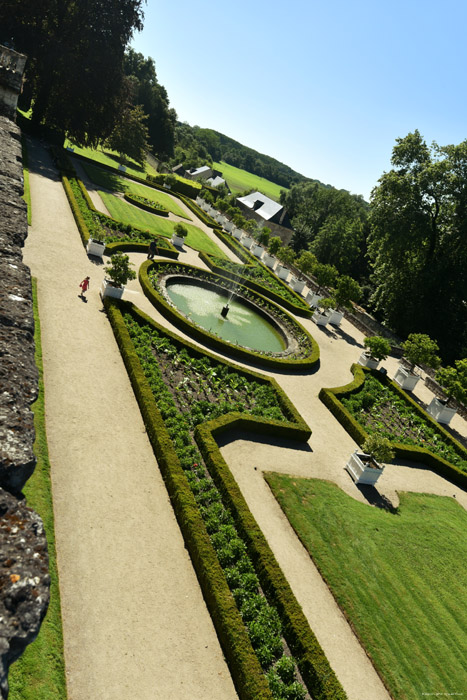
(251, 244), (265, 259)
(427, 397), (457, 425)
(312, 310), (331, 326)
(291, 279), (306, 295)
(241, 235), (254, 249)
(208, 206), (217, 217)
(263, 254), (277, 270)
(328, 309), (344, 326)
(232, 228), (243, 240)
(195, 196), (203, 206)
(306, 292), (323, 307)
(358, 352), (380, 370)
(100, 279), (124, 299)
(171, 234), (186, 248)
(224, 220), (234, 232)
(86, 238), (106, 259)
(393, 366), (421, 391)
(276, 266), (290, 281)
(345, 451), (384, 485)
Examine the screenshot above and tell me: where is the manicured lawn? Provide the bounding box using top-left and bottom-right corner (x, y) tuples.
(64, 139), (157, 179)
(265, 474), (467, 700)
(81, 161), (191, 219)
(9, 280), (66, 700)
(100, 192), (228, 258)
(212, 161), (288, 200)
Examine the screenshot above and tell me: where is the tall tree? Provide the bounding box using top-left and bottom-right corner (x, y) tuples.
(369, 130), (467, 362)
(1, 0), (144, 145)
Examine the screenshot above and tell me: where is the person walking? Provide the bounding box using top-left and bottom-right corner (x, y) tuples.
(79, 276), (90, 299)
(147, 239), (157, 260)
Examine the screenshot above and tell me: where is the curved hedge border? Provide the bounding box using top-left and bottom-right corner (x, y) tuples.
(139, 260), (320, 371)
(104, 299), (273, 700)
(104, 298), (346, 700)
(319, 364), (467, 489)
(123, 192), (169, 216)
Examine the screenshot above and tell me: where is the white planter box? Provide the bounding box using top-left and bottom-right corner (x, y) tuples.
(215, 214), (225, 224)
(232, 228), (243, 240)
(224, 220), (234, 232)
(196, 196), (204, 206)
(86, 238), (106, 259)
(241, 235), (254, 249)
(100, 279), (124, 299)
(252, 244), (265, 259)
(345, 451), (384, 485)
(328, 309), (344, 326)
(427, 397), (457, 425)
(277, 266), (290, 281)
(171, 234), (186, 247)
(394, 366), (421, 391)
(292, 279), (306, 295)
(208, 206), (217, 217)
(358, 352), (379, 370)
(306, 292), (323, 307)
(118, 164), (127, 172)
(312, 311), (331, 326)
(263, 254), (277, 270)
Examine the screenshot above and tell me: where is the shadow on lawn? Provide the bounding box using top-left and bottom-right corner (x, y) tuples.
(356, 483), (399, 514)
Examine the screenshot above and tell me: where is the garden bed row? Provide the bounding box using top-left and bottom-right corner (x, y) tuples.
(123, 192), (169, 216)
(104, 297), (346, 700)
(319, 364), (467, 488)
(139, 260), (320, 371)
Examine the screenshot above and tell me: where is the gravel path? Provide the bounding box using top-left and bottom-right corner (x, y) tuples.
(22, 138), (466, 700)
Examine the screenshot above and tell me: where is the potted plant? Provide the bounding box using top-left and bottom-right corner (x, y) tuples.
(428, 358), (467, 424)
(395, 333), (440, 391)
(101, 252), (136, 299)
(346, 435), (395, 485)
(86, 229), (106, 259)
(312, 297), (335, 326)
(171, 223), (188, 248)
(330, 275), (362, 326)
(359, 335), (392, 369)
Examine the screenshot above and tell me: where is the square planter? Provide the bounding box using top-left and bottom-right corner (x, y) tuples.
(224, 220), (234, 232)
(328, 309), (344, 326)
(171, 234), (186, 248)
(291, 279), (306, 295)
(232, 228), (243, 240)
(306, 292), (323, 307)
(241, 235), (254, 249)
(312, 310), (331, 326)
(86, 238), (106, 259)
(358, 351), (380, 370)
(427, 397), (457, 425)
(100, 279), (124, 299)
(252, 244), (265, 259)
(276, 266), (290, 281)
(393, 366), (421, 391)
(263, 254), (277, 270)
(345, 451), (384, 485)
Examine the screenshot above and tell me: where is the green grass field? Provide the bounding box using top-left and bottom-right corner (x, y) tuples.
(265, 475), (467, 700)
(9, 280), (67, 700)
(64, 139), (158, 179)
(100, 192), (227, 258)
(81, 162), (191, 219)
(212, 161), (288, 200)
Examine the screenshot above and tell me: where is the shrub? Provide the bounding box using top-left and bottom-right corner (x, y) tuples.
(104, 253), (136, 287)
(363, 335), (391, 361)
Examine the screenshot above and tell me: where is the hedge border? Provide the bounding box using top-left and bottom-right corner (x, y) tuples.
(123, 192), (169, 217)
(104, 298), (279, 700)
(139, 260), (320, 371)
(210, 230), (311, 317)
(105, 297), (346, 700)
(178, 195), (223, 228)
(319, 364), (467, 489)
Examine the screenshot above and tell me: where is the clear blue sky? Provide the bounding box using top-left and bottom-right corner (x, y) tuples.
(130, 0), (467, 200)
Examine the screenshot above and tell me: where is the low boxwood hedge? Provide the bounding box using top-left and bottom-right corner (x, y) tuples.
(139, 260), (320, 371)
(123, 192), (169, 216)
(319, 364), (467, 489)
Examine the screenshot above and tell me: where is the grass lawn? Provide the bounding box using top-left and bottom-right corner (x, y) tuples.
(64, 139), (158, 179)
(100, 191), (228, 259)
(81, 161), (191, 219)
(212, 161), (288, 201)
(9, 280), (66, 700)
(265, 474), (467, 700)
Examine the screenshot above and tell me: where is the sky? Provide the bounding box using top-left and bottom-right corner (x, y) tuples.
(129, 0), (467, 200)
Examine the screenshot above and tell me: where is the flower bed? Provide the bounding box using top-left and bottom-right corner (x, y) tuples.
(104, 298), (345, 700)
(319, 365), (467, 488)
(123, 192), (169, 216)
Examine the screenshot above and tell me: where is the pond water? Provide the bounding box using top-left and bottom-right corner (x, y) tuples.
(165, 282), (286, 353)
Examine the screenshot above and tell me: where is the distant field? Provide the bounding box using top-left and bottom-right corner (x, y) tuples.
(212, 161), (287, 200)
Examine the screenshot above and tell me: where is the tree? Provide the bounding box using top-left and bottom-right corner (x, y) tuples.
(313, 263), (339, 294)
(401, 333), (440, 372)
(268, 236), (282, 256)
(334, 275), (362, 311)
(435, 359), (467, 407)
(369, 131), (467, 363)
(363, 336), (392, 362)
(295, 250), (317, 277)
(362, 435), (395, 464)
(106, 102), (150, 165)
(174, 223), (188, 238)
(276, 246), (296, 266)
(1, 0), (145, 145)
(310, 216), (364, 274)
(258, 227), (271, 246)
(104, 253), (136, 287)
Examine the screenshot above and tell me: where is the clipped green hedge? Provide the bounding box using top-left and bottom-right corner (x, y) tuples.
(62, 175), (91, 246)
(104, 299), (274, 700)
(178, 195), (222, 228)
(139, 260), (320, 371)
(123, 193), (169, 216)
(147, 174), (201, 199)
(319, 364), (467, 489)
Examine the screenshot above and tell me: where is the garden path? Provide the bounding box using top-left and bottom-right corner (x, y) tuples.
(22, 138), (467, 700)
(22, 138), (238, 700)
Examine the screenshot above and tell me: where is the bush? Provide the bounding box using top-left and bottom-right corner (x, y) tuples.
(363, 335), (391, 361)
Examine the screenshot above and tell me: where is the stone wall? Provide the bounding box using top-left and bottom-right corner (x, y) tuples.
(0, 47), (27, 121)
(0, 115), (49, 698)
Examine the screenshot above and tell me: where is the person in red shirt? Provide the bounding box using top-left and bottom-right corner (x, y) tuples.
(79, 276), (90, 298)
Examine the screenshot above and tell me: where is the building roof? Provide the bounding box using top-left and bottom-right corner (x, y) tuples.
(188, 165), (211, 178)
(206, 175), (225, 188)
(236, 191), (283, 221)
